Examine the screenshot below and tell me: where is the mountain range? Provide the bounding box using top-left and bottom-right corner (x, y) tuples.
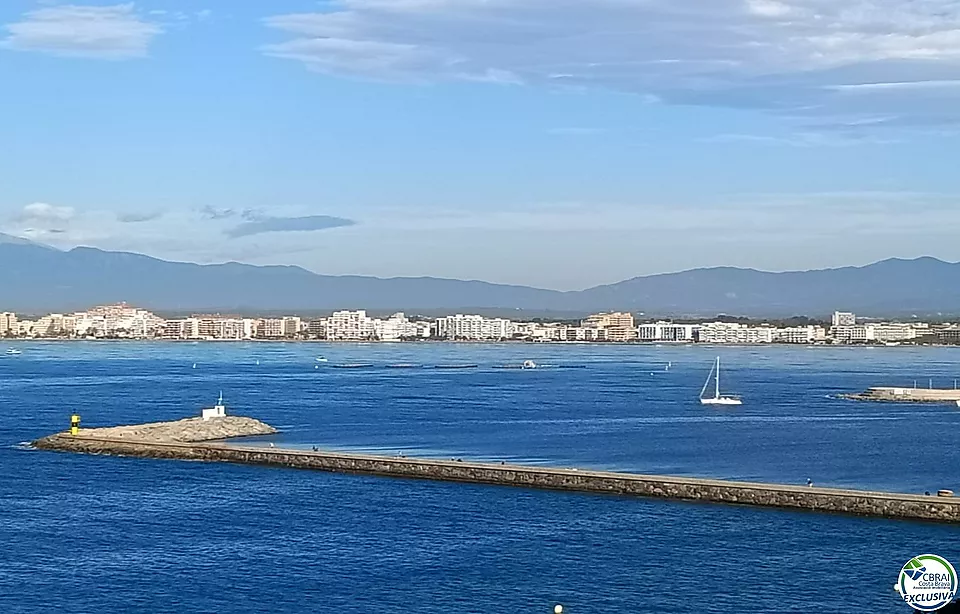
(1, 233), (957, 317)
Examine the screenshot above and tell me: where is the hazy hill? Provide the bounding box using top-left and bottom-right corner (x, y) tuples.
(1, 239), (958, 317)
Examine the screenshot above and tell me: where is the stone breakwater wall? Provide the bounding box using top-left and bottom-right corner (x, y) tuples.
(841, 387), (960, 403)
(33, 435), (960, 524)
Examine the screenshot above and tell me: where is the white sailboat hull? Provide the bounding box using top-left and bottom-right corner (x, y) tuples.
(701, 397), (743, 406)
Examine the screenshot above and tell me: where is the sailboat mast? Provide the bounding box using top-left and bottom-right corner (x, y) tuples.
(715, 357), (720, 399)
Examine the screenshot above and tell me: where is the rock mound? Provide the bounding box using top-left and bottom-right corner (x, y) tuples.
(65, 416), (277, 443)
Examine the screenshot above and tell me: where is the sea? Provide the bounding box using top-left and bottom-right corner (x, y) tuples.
(1, 341), (958, 614)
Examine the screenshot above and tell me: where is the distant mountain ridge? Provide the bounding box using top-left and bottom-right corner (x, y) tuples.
(1, 240), (958, 317)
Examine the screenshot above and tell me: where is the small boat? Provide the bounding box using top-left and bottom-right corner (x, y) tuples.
(522, 360), (538, 369)
(699, 357), (742, 406)
(315, 357), (328, 362)
(6, 348), (22, 355)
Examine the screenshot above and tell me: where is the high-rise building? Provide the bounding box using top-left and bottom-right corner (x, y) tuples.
(832, 311), (856, 327)
(582, 311), (637, 342)
(0, 312), (18, 336)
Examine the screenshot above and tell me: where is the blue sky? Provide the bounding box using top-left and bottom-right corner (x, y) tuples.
(2, 0), (960, 289)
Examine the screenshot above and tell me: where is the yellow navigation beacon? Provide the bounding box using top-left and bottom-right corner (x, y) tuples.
(70, 414), (80, 436)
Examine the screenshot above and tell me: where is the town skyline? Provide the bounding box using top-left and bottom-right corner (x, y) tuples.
(2, 305), (955, 347)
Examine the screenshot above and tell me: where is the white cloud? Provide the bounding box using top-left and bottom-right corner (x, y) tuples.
(2, 4), (163, 59)
(263, 0), (960, 128)
(18, 202), (76, 223)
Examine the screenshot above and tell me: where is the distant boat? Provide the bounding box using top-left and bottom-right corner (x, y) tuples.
(665, 361), (672, 372)
(315, 357), (328, 362)
(192, 363), (197, 369)
(6, 348), (22, 355)
(522, 360), (538, 369)
(699, 357), (742, 406)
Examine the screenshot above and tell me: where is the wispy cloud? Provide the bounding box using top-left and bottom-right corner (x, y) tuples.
(2, 3), (163, 59)
(225, 214), (356, 239)
(117, 211), (163, 223)
(200, 206), (237, 220)
(263, 0), (960, 131)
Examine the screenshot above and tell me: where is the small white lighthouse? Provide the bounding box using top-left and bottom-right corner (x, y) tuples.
(201, 391), (227, 421)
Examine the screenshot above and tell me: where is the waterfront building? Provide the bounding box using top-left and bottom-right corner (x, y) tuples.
(306, 319), (327, 339)
(283, 317), (302, 338)
(0, 312), (17, 336)
(637, 322), (698, 342)
(162, 318), (201, 340)
(582, 311), (638, 342)
(698, 322), (774, 344)
(772, 326), (825, 344)
(258, 318), (285, 339)
(15, 319), (38, 337)
(33, 314), (65, 337)
(327, 310), (377, 340)
(193, 316), (255, 340)
(375, 313), (419, 341)
(832, 311), (856, 327)
(435, 314), (516, 340)
(830, 322), (923, 344)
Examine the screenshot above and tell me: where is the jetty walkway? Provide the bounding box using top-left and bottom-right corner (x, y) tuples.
(34, 429), (960, 524)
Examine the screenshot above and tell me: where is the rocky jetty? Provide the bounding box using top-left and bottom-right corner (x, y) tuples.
(840, 387), (960, 404)
(33, 415), (276, 448)
(28, 435), (960, 523)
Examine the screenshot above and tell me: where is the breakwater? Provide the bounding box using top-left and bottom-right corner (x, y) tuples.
(841, 387), (960, 403)
(33, 431), (960, 524)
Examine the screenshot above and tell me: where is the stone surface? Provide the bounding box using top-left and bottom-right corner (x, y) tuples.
(37, 416), (276, 444)
(31, 433), (960, 524)
(841, 387), (960, 403)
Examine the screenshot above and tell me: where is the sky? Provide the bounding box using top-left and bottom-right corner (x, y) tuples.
(2, 0), (960, 290)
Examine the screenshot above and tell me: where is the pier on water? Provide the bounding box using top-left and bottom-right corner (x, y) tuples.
(32, 424), (960, 525)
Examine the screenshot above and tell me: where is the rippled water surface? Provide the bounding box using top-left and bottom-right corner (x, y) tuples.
(1, 342), (958, 613)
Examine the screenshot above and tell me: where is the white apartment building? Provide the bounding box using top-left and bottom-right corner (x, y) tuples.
(637, 322), (698, 342)
(196, 317), (256, 340)
(435, 315), (515, 340)
(832, 311), (856, 327)
(375, 313), (419, 341)
(772, 325), (825, 344)
(698, 322), (774, 344)
(162, 318), (201, 340)
(283, 317), (302, 338)
(0, 312), (17, 336)
(327, 310), (377, 340)
(258, 318), (285, 339)
(832, 322), (924, 344)
(306, 319), (327, 339)
(68, 305), (163, 338)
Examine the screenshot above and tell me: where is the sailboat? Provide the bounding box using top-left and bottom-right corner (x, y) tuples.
(699, 357), (742, 405)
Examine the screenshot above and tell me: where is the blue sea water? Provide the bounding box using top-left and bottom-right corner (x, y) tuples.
(0, 342), (958, 613)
